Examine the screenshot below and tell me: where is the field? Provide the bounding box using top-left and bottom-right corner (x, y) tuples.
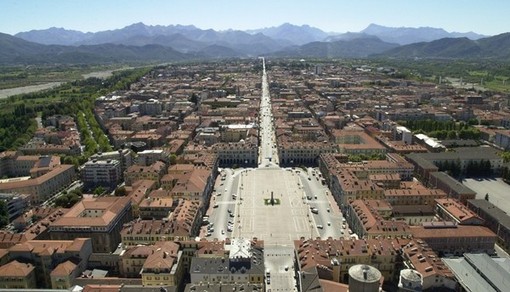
(0, 64), (127, 91)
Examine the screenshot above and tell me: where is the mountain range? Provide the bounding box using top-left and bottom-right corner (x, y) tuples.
(0, 23), (508, 65)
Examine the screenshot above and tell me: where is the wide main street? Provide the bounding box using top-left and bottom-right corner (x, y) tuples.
(203, 58), (349, 292)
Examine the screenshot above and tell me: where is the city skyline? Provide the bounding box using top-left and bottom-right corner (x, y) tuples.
(1, 0), (510, 36)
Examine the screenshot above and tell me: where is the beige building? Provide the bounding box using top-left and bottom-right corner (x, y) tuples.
(124, 161), (167, 186)
(0, 260), (37, 289)
(141, 241), (184, 287)
(212, 141), (258, 167)
(401, 240), (456, 290)
(49, 197), (132, 253)
(7, 238), (92, 288)
(121, 200), (201, 246)
(330, 170), (384, 205)
(410, 222), (497, 255)
(347, 199), (411, 240)
(190, 238), (265, 285)
(0, 164), (75, 204)
(333, 129), (386, 155)
(278, 141), (337, 166)
(384, 188), (446, 206)
(50, 260), (81, 289)
(295, 238), (407, 284)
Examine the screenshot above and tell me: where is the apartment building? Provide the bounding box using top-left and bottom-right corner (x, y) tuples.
(48, 197), (133, 253)
(401, 240), (456, 291)
(409, 222), (496, 255)
(7, 238), (92, 288)
(406, 147), (503, 176)
(136, 149), (169, 166)
(333, 128), (386, 156)
(294, 237), (407, 284)
(212, 141), (258, 167)
(81, 159), (122, 191)
(435, 198), (483, 225)
(124, 161), (167, 186)
(141, 241), (184, 288)
(346, 199), (411, 240)
(384, 188), (446, 206)
(0, 164), (75, 204)
(0, 260), (37, 289)
(330, 170), (384, 205)
(278, 141), (337, 166)
(428, 172), (476, 203)
(190, 238), (265, 285)
(90, 149), (133, 173)
(467, 199), (510, 251)
(138, 197), (176, 220)
(162, 168), (214, 209)
(121, 200), (201, 246)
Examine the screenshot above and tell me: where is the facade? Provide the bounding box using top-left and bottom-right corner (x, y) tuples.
(90, 149), (133, 173)
(467, 199), (510, 251)
(0, 193), (29, 221)
(347, 199), (411, 240)
(0, 260), (37, 289)
(190, 238), (265, 285)
(50, 260), (81, 289)
(401, 240), (456, 291)
(333, 129), (386, 156)
(494, 130), (510, 150)
(384, 188), (446, 206)
(212, 141), (258, 167)
(435, 198), (483, 225)
(409, 222), (496, 255)
(427, 172), (476, 203)
(49, 197), (133, 253)
(136, 149), (168, 166)
(294, 238), (405, 284)
(124, 161), (167, 186)
(141, 242), (184, 288)
(7, 238), (92, 288)
(278, 141), (337, 166)
(82, 159), (122, 191)
(0, 164), (75, 204)
(122, 200), (201, 246)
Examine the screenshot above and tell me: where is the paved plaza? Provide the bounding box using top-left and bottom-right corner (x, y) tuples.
(463, 177), (510, 214)
(232, 168), (316, 246)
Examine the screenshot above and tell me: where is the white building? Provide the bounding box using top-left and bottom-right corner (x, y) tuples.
(81, 159), (122, 191)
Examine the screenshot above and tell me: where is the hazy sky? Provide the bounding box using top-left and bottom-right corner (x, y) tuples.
(1, 0), (509, 36)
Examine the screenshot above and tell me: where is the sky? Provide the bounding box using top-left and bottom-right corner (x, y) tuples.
(1, 0), (509, 36)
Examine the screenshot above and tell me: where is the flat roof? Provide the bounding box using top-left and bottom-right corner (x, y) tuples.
(443, 257), (497, 292)
(429, 172), (476, 195)
(443, 253), (510, 292)
(468, 199), (510, 231)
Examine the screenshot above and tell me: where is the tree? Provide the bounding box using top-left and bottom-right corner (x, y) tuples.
(115, 186), (127, 196)
(94, 186), (106, 196)
(169, 154), (177, 165)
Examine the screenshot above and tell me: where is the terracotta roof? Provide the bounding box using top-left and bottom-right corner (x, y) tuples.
(0, 260), (34, 277)
(50, 196), (131, 227)
(50, 260), (78, 276)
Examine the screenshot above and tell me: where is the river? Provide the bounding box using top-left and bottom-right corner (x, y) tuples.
(0, 82), (63, 99)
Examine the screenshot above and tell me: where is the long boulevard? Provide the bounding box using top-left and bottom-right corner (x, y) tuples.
(203, 58), (350, 291)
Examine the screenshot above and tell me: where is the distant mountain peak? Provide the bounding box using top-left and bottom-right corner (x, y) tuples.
(360, 23), (486, 45)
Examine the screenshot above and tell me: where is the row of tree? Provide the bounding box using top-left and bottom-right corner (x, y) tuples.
(403, 120), (481, 140)
(434, 159), (492, 177)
